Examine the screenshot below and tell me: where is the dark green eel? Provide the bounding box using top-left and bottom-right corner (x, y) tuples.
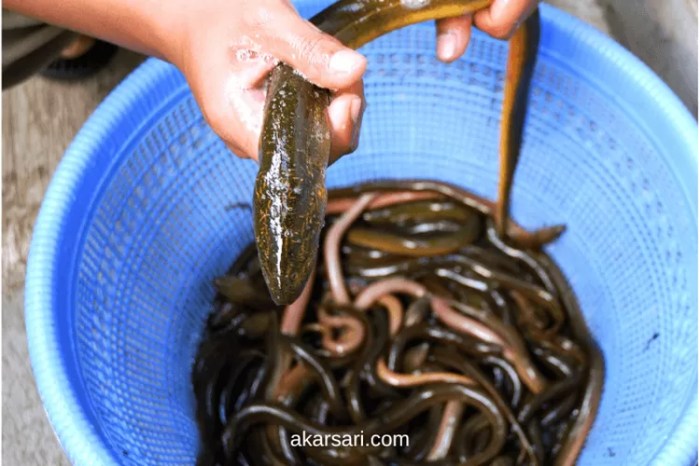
(254, 0), (539, 304)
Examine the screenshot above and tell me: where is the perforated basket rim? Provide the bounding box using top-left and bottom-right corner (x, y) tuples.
(25, 4), (698, 465)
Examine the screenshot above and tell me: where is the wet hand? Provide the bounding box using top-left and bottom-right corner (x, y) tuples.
(172, 0), (367, 162)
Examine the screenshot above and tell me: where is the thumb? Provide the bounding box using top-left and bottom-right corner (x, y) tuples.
(262, 5), (367, 89)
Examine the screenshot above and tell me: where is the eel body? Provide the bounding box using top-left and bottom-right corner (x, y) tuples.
(254, 0), (539, 304)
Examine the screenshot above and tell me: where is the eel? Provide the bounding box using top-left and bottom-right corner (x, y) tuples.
(197, 181), (604, 464)
(254, 0), (540, 304)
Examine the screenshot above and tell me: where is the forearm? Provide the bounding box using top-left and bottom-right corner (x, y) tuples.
(4, 0), (178, 62)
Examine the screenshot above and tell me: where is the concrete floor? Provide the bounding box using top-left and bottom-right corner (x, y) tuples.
(0, 2), (694, 464)
(2, 51), (144, 466)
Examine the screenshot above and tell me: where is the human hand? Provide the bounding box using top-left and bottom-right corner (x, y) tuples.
(169, 0), (367, 162)
(171, 0), (539, 162)
(435, 0), (539, 63)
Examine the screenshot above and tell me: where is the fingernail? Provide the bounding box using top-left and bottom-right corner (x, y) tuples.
(350, 96), (362, 125)
(437, 33), (457, 61)
(491, 0), (508, 21)
(513, 17), (524, 32)
(349, 97), (363, 148)
(329, 50), (365, 75)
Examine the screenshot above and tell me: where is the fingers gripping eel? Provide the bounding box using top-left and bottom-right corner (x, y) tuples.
(254, 0), (540, 304)
(494, 8), (541, 238)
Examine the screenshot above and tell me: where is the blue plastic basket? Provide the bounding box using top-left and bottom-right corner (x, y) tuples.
(25, 3), (697, 465)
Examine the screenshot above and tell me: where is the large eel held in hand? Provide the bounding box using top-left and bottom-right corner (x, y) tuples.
(254, 0), (540, 304)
